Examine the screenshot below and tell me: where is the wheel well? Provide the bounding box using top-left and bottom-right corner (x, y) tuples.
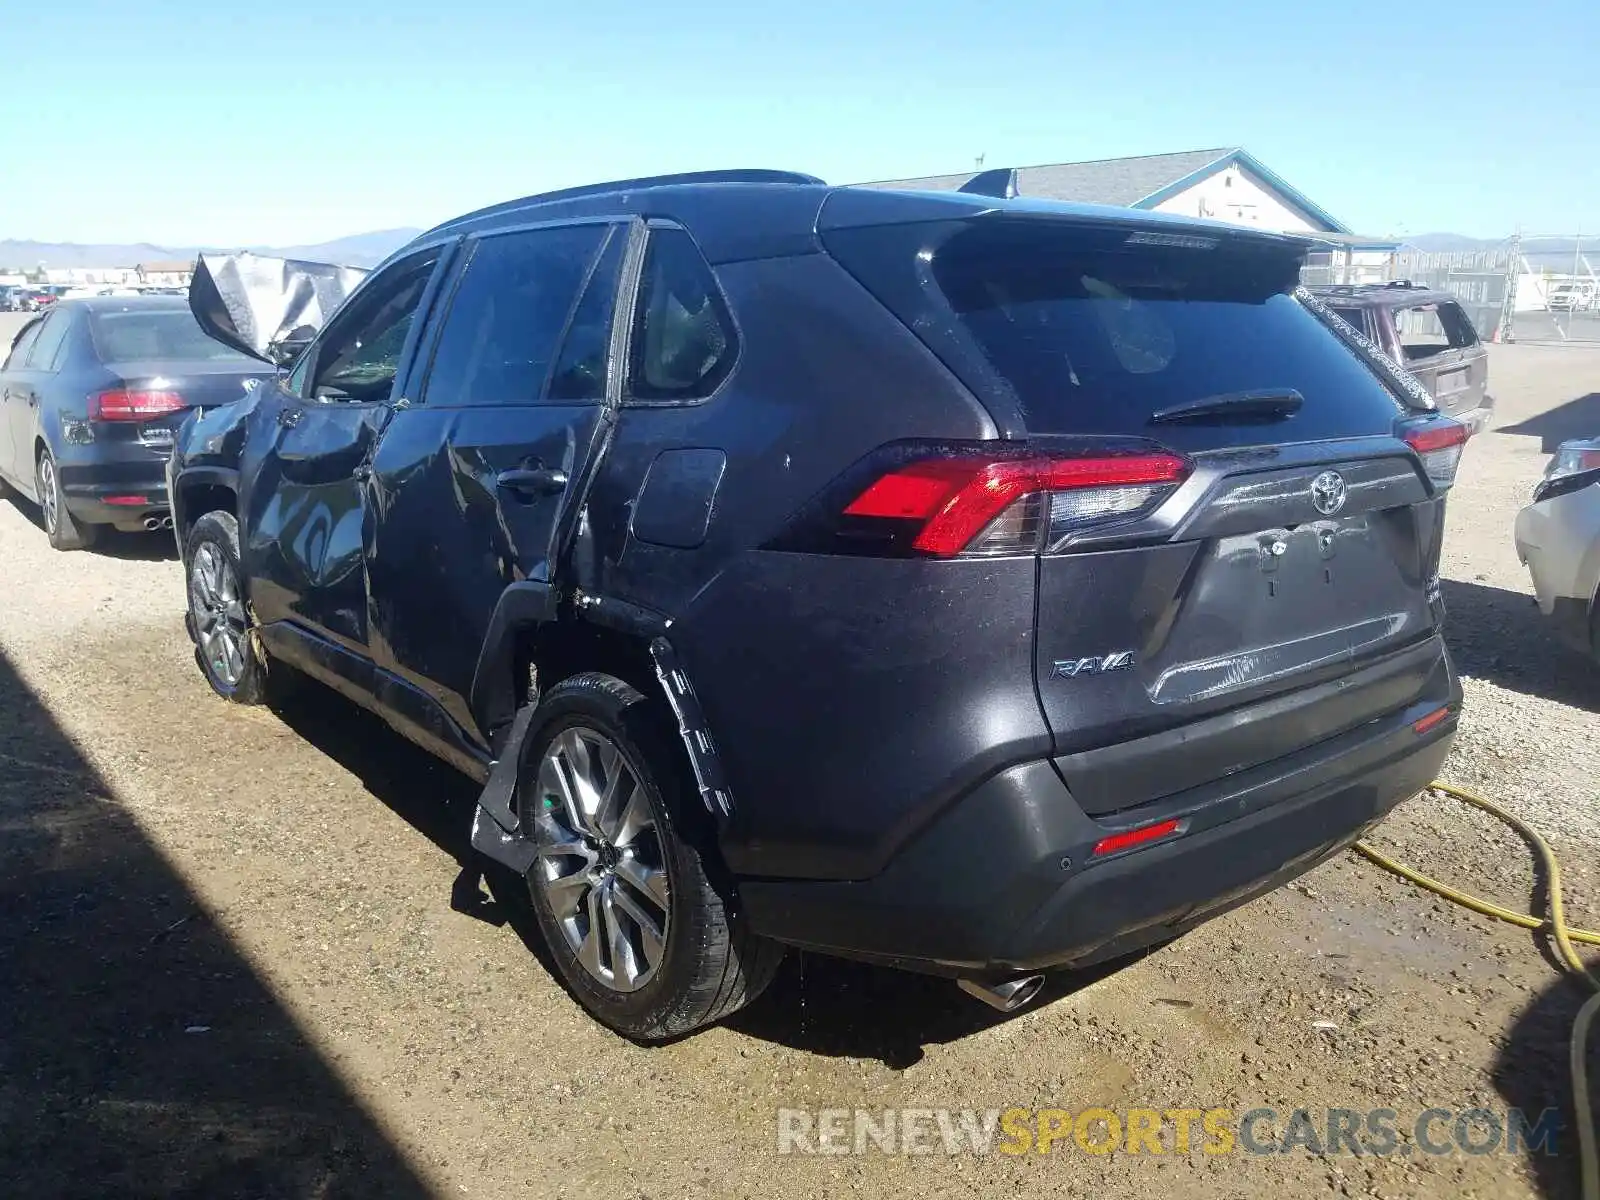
(177, 482), (236, 538)
(516, 621), (659, 710)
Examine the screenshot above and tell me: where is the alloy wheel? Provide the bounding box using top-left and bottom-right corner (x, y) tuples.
(37, 453), (58, 535)
(528, 726), (671, 993)
(189, 543), (247, 687)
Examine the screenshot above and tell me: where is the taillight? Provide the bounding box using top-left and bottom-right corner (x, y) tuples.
(89, 389), (184, 421)
(840, 452), (1189, 558)
(1402, 419), (1469, 488)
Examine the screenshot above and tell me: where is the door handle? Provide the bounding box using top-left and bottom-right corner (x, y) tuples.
(496, 466), (568, 496)
(278, 407), (302, 428)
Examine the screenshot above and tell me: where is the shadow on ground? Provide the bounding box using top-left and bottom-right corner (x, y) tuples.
(0, 645), (432, 1198)
(1493, 971), (1600, 1200)
(268, 680), (1128, 1066)
(1497, 391), (1599, 452)
(1, 494), (178, 561)
(1441, 578), (1600, 710)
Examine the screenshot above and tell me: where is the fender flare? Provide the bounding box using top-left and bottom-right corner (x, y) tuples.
(468, 580), (557, 740)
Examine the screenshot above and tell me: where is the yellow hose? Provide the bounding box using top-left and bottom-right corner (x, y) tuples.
(1353, 781), (1598, 1200)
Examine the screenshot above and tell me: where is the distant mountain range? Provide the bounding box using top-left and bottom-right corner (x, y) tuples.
(0, 228), (424, 270)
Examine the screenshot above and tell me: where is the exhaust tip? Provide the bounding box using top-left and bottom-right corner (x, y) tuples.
(957, 974), (1046, 1013)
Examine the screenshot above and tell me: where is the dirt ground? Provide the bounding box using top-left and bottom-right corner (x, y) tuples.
(1, 323), (1597, 1199)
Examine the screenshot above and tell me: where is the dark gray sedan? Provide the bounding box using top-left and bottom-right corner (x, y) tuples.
(0, 297), (275, 549)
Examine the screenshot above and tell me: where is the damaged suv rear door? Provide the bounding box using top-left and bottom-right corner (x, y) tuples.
(363, 220), (633, 743)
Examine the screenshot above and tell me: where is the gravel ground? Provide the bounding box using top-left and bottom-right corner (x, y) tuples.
(0, 324), (1597, 1200)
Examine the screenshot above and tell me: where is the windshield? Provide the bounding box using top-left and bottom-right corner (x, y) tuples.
(90, 309), (257, 364)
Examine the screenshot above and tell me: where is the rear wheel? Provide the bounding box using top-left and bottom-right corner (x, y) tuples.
(519, 672), (782, 1040)
(185, 510), (273, 704)
(36, 447), (98, 551)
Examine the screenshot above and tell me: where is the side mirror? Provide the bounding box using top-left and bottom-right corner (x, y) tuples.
(265, 326), (316, 368)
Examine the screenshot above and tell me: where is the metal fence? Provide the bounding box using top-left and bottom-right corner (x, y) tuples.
(1301, 234), (1600, 344)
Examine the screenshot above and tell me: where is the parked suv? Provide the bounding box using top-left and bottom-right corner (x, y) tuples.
(1310, 282), (1494, 435)
(170, 171), (1464, 1039)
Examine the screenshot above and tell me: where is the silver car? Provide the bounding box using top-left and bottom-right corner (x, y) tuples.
(1514, 437), (1600, 657)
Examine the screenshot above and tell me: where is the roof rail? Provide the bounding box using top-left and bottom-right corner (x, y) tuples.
(429, 169), (827, 235)
(956, 167), (1019, 199)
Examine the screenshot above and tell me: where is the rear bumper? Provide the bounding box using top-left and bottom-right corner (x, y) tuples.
(741, 646), (1460, 975)
(56, 450), (170, 529)
(1455, 400), (1495, 437)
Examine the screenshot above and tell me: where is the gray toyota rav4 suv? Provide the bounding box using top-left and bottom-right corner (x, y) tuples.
(170, 171), (1464, 1038)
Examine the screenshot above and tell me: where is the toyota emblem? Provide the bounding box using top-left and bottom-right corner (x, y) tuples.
(1310, 470), (1347, 516)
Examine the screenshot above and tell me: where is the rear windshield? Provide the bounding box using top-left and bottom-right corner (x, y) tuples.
(827, 219), (1409, 443)
(1392, 301), (1479, 359)
(90, 309), (256, 364)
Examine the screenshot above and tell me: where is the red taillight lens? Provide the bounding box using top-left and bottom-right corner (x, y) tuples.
(1412, 705), (1453, 735)
(1402, 419), (1469, 487)
(89, 389), (184, 421)
(1092, 817), (1183, 858)
(843, 453), (1189, 558)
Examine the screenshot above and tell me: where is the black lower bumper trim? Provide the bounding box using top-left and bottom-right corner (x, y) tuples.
(740, 704), (1456, 976)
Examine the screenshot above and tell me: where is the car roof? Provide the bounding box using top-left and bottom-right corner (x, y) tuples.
(1308, 282), (1463, 308)
(54, 295), (190, 314)
(384, 168), (1314, 271)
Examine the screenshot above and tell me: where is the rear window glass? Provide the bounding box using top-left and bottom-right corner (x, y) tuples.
(926, 224), (1406, 437)
(91, 309), (256, 364)
(1393, 302), (1478, 358)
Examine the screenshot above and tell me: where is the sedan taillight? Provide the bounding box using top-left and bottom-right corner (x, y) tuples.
(90, 389), (185, 421)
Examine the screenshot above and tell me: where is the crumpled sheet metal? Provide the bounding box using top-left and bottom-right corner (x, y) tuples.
(189, 251), (368, 363)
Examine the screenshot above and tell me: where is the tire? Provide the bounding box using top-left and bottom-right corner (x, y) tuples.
(518, 672), (782, 1040)
(184, 510), (274, 704)
(36, 446), (98, 551)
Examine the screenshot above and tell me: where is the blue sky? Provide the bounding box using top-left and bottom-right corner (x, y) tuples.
(2, 0), (1595, 245)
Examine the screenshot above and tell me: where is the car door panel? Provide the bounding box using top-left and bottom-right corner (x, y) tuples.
(1, 317), (47, 487)
(239, 244), (452, 657)
(367, 403), (606, 735)
(366, 221), (630, 740)
(243, 399), (391, 651)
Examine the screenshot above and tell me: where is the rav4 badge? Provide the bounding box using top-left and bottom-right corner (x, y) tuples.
(1051, 651), (1136, 680)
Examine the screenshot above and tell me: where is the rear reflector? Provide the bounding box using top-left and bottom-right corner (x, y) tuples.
(1402, 419), (1469, 487)
(1412, 705), (1453, 735)
(843, 452), (1189, 557)
(1092, 817), (1183, 858)
(90, 388), (184, 421)
(104, 495), (151, 506)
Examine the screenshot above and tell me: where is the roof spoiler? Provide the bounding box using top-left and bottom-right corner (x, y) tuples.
(957, 167), (1019, 199)
(188, 251), (369, 366)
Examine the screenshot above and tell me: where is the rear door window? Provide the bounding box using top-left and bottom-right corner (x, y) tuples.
(4, 319), (43, 370)
(25, 310), (72, 371)
(422, 224), (608, 407)
(1393, 302), (1479, 359)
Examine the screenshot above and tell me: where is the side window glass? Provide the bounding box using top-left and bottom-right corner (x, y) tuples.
(1329, 307), (1367, 339)
(310, 251), (440, 403)
(548, 228), (626, 401)
(627, 228), (735, 402)
(26, 311), (71, 371)
(422, 225), (606, 408)
(5, 319), (43, 370)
